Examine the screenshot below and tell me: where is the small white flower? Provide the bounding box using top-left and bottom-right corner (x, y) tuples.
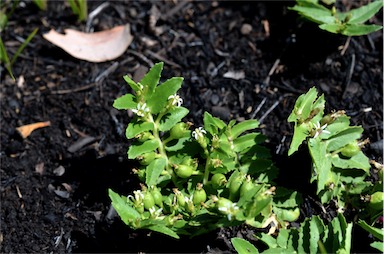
(192, 127), (207, 140)
(132, 102), (150, 117)
(149, 207), (163, 218)
(312, 122), (330, 139)
(218, 202), (239, 221)
(168, 94), (183, 107)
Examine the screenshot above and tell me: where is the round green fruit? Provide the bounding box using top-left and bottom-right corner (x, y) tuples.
(143, 191), (155, 210)
(174, 164), (193, 178)
(193, 187), (207, 205)
(211, 173), (227, 189)
(170, 122), (189, 139)
(340, 141), (361, 157)
(369, 191), (384, 211)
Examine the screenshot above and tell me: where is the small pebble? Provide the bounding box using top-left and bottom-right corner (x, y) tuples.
(211, 94), (220, 105)
(241, 23), (252, 35)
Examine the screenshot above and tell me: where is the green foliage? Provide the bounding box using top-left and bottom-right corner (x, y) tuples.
(32, 0), (47, 10)
(290, 0), (383, 36)
(288, 87), (371, 206)
(234, 213), (352, 254)
(110, 63), (382, 253)
(68, 0), (88, 22)
(109, 62), (300, 238)
(0, 28), (38, 80)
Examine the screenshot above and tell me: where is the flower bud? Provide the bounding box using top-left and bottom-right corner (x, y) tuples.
(229, 174), (244, 201)
(151, 187), (163, 208)
(138, 152), (157, 165)
(173, 188), (186, 207)
(215, 197), (239, 220)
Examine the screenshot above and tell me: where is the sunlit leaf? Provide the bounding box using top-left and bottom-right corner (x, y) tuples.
(128, 139), (159, 159)
(331, 151), (370, 173)
(231, 237), (259, 254)
(345, 0), (383, 24)
(108, 189), (141, 225)
(203, 112), (226, 135)
(140, 62), (163, 100)
(126, 121), (154, 139)
(123, 75), (141, 92)
(113, 94), (137, 110)
(159, 107), (189, 132)
(147, 77), (184, 114)
(288, 123), (310, 156)
(146, 157), (167, 186)
(231, 119), (259, 139)
(326, 127), (363, 152)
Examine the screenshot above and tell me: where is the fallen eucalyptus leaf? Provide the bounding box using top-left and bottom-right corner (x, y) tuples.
(16, 121), (51, 138)
(43, 24), (133, 62)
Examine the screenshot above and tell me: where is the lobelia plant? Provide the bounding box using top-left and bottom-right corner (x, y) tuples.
(290, 0), (383, 36)
(108, 62), (301, 239)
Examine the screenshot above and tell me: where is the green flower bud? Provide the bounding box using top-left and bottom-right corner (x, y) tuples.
(173, 188), (186, 207)
(170, 122), (190, 139)
(211, 173), (227, 189)
(340, 140), (361, 157)
(151, 187), (163, 208)
(143, 191), (155, 210)
(174, 164), (194, 178)
(193, 183), (207, 205)
(369, 191), (384, 211)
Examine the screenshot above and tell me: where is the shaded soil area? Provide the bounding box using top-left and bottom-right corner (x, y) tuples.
(1, 1), (382, 253)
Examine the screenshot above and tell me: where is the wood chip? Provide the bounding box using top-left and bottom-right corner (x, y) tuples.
(16, 121), (51, 139)
(67, 136), (97, 153)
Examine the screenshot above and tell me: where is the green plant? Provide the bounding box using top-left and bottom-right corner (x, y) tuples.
(32, 0), (47, 11)
(230, 87), (383, 253)
(109, 62), (300, 238)
(290, 0), (383, 36)
(0, 28), (38, 80)
(68, 0), (87, 22)
(110, 63), (382, 252)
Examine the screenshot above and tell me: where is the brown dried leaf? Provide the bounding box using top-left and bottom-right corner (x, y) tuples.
(16, 121), (51, 139)
(43, 24), (133, 63)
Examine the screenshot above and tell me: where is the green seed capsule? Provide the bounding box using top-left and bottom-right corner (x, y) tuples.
(193, 185), (207, 205)
(174, 164), (194, 178)
(211, 173), (227, 189)
(170, 122), (189, 139)
(369, 191), (384, 211)
(229, 175), (244, 201)
(340, 141), (361, 157)
(143, 191), (155, 210)
(138, 152), (157, 165)
(151, 187), (163, 208)
(240, 176), (254, 197)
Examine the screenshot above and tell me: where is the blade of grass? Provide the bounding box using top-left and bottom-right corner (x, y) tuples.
(0, 36), (15, 80)
(10, 28), (38, 65)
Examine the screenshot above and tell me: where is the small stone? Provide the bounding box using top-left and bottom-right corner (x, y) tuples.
(241, 23), (252, 35)
(211, 93), (220, 105)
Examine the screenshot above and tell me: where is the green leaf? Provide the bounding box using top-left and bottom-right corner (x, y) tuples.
(326, 127), (363, 152)
(158, 107), (189, 132)
(146, 157), (167, 186)
(322, 115), (350, 139)
(357, 220), (384, 240)
(126, 121), (154, 139)
(338, 213), (352, 253)
(308, 138), (333, 193)
(309, 216), (326, 254)
(0, 37), (14, 80)
(123, 75), (141, 92)
(231, 237), (259, 254)
(234, 133), (262, 152)
(147, 77), (184, 114)
(319, 23), (345, 34)
(345, 0), (383, 24)
(370, 241), (384, 252)
(113, 94), (137, 110)
(256, 233), (278, 248)
(140, 62), (163, 100)
(108, 189), (141, 225)
(231, 120), (259, 139)
(128, 139), (159, 159)
(203, 112), (226, 135)
(146, 224), (180, 239)
(331, 151), (370, 173)
(11, 28), (38, 66)
(341, 24), (383, 36)
(288, 123), (310, 156)
(289, 5), (335, 24)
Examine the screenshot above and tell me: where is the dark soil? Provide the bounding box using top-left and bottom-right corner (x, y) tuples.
(1, 1), (382, 253)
